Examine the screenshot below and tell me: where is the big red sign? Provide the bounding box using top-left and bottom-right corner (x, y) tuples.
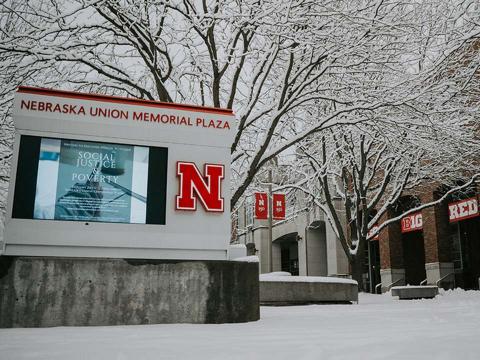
(176, 162), (224, 212)
(401, 212), (423, 233)
(272, 193), (286, 220)
(255, 193), (268, 220)
(449, 197), (479, 222)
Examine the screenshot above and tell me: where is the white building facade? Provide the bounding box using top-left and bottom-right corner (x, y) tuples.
(237, 203), (349, 277)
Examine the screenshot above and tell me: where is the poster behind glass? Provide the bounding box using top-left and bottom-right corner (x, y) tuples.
(33, 138), (149, 224)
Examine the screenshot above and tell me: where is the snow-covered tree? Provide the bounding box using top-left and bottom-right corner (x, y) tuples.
(0, 0), (479, 226)
(291, 116), (479, 290)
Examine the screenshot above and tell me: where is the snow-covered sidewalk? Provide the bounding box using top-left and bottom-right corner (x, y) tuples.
(1, 289), (479, 360)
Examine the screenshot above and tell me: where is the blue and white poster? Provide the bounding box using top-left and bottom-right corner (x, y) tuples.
(34, 138), (149, 224)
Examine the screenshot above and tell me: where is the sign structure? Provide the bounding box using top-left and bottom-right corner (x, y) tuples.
(272, 193), (286, 220)
(401, 212), (423, 233)
(448, 197), (479, 223)
(3, 87), (235, 260)
(254, 192), (268, 220)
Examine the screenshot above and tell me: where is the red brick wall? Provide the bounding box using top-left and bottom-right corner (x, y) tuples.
(379, 209), (404, 269)
(378, 182), (476, 272)
(420, 190), (452, 263)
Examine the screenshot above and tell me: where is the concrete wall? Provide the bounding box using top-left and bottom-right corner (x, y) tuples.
(306, 226), (328, 276)
(228, 244), (247, 260)
(0, 256), (259, 328)
(272, 242), (282, 272)
(260, 279), (358, 304)
(254, 227), (270, 274)
(298, 228), (307, 276)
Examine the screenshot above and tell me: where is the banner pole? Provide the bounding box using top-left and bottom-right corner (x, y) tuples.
(268, 169), (273, 273)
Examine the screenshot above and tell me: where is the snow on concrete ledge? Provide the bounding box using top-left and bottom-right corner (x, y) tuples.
(260, 272), (358, 285)
(260, 272), (358, 304)
(391, 285), (439, 300)
(229, 244), (247, 248)
(262, 271), (291, 277)
(391, 285), (438, 290)
(232, 255), (259, 263)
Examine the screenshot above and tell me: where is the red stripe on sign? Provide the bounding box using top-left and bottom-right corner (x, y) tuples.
(17, 86), (234, 115)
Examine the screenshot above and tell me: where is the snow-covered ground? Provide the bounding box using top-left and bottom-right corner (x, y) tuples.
(1, 289), (479, 360)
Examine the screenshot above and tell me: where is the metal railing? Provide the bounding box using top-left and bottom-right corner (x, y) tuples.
(377, 274), (454, 292)
(436, 272), (455, 289)
(375, 278), (404, 294)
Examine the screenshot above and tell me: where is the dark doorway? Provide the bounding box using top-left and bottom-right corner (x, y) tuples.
(280, 242), (299, 275)
(367, 240), (381, 293)
(459, 217), (480, 289)
(402, 231), (426, 285)
(394, 195), (425, 286)
(275, 233), (299, 275)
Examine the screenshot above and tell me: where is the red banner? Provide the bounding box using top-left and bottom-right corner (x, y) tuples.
(401, 212), (423, 233)
(254, 192), (268, 220)
(448, 197), (479, 223)
(272, 193), (286, 220)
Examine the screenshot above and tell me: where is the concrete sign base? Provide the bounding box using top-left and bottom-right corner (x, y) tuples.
(0, 256), (259, 327)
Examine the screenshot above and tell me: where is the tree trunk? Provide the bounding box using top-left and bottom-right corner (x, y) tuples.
(351, 257), (365, 293)
(350, 237), (367, 292)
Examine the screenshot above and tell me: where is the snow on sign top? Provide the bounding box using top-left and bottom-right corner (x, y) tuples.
(14, 87), (235, 148)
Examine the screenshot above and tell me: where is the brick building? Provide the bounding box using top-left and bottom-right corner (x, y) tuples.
(373, 185), (480, 292)
(372, 38), (480, 293)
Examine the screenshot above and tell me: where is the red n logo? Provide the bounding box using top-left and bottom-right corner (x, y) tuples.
(176, 162), (225, 212)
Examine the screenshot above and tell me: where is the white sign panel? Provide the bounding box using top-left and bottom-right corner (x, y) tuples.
(3, 87), (235, 260)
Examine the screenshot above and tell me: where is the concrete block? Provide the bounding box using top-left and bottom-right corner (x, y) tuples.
(391, 285), (438, 299)
(259, 275), (358, 305)
(0, 256), (259, 327)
